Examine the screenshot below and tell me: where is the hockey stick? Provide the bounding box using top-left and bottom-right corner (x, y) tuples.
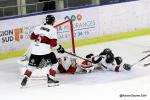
(144, 63), (150, 67)
(131, 54), (150, 66)
(142, 51), (150, 53)
(64, 51), (93, 63)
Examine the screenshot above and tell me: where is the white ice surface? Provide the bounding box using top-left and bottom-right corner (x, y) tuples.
(1, 35), (150, 100)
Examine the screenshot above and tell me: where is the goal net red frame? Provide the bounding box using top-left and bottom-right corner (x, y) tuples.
(54, 19), (75, 54)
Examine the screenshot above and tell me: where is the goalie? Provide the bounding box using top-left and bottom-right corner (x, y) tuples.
(81, 48), (132, 72)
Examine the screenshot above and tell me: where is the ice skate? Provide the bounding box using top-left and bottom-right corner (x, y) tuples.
(47, 74), (59, 87)
(21, 77), (28, 87)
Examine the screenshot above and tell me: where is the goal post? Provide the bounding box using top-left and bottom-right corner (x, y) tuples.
(54, 19), (75, 54)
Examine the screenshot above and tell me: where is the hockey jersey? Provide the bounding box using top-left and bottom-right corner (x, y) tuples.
(31, 24), (57, 55)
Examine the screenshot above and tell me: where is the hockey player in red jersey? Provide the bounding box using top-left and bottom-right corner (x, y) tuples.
(21, 15), (65, 87)
(81, 48), (132, 72)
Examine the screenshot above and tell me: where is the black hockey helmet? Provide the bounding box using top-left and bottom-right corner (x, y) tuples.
(100, 48), (112, 55)
(105, 52), (114, 63)
(115, 56), (122, 65)
(46, 15), (55, 25)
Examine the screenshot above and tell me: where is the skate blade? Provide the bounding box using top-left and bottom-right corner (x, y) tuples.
(48, 83), (59, 87)
(20, 85), (26, 88)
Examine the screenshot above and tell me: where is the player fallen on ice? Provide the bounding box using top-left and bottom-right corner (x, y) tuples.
(56, 54), (95, 74)
(20, 52), (84, 75)
(21, 15), (65, 87)
(81, 48), (132, 72)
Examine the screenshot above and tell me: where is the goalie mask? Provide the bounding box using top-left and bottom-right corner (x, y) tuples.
(46, 15), (55, 25)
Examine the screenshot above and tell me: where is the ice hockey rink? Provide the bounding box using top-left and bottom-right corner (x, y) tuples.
(0, 35), (150, 100)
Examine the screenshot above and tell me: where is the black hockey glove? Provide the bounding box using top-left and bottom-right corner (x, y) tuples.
(57, 45), (65, 53)
(123, 63), (131, 71)
(86, 53), (94, 59)
(93, 56), (102, 64)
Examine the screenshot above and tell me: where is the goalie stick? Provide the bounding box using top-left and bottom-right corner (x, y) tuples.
(131, 54), (150, 67)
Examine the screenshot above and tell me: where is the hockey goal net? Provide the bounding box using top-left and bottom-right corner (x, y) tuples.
(54, 19), (75, 54)
(19, 19), (75, 79)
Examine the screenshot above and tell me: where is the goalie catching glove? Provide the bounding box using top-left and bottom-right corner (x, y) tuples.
(57, 45), (65, 53)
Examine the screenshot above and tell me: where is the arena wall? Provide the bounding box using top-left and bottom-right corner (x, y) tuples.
(0, 0), (150, 54)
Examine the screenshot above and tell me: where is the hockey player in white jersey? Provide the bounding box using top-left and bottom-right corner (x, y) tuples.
(21, 15), (65, 87)
(81, 48), (132, 72)
(56, 49), (131, 73)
